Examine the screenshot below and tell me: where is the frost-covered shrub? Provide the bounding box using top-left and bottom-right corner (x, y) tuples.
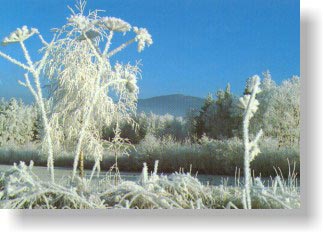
(0, 98), (38, 146)
(0, 143), (43, 165)
(0, 161), (300, 209)
(186, 71), (300, 146)
(102, 112), (189, 144)
(0, 162), (104, 209)
(262, 76), (300, 146)
(42, 0), (152, 179)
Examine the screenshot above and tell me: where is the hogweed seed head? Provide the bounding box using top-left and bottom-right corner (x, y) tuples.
(98, 17), (131, 32)
(133, 27), (153, 52)
(2, 26), (39, 46)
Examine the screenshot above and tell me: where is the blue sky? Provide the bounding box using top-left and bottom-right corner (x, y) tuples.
(0, 0), (299, 102)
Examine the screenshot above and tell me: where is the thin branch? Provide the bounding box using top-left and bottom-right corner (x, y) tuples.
(107, 38), (136, 58)
(36, 39), (55, 74)
(19, 41), (34, 69)
(22, 73), (39, 103)
(103, 31), (114, 56)
(0, 50), (32, 72)
(37, 34), (49, 46)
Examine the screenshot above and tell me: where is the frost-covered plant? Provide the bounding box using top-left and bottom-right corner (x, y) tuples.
(0, 159), (300, 209)
(0, 25), (56, 182)
(0, 161), (104, 209)
(0, 98), (37, 146)
(263, 76), (300, 146)
(238, 75), (263, 209)
(106, 122), (135, 184)
(41, 0), (152, 179)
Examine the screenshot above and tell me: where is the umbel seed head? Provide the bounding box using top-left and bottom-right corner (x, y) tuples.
(2, 26), (39, 46)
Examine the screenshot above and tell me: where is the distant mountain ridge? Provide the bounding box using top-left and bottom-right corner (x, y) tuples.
(137, 94), (204, 117)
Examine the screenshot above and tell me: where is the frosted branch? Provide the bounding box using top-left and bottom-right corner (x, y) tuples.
(103, 31), (114, 56)
(38, 34), (49, 46)
(19, 41), (34, 69)
(107, 38), (136, 58)
(0, 50), (32, 72)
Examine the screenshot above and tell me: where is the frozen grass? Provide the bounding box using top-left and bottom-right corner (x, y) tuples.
(134, 136), (299, 177)
(0, 161), (300, 209)
(0, 136), (299, 177)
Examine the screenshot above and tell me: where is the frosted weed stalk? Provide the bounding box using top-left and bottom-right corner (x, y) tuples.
(0, 26), (56, 182)
(238, 75), (263, 209)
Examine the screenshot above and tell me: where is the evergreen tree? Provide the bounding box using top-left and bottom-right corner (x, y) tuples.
(206, 83), (241, 139)
(195, 93), (214, 138)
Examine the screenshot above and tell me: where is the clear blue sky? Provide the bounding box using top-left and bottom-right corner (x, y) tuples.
(0, 0), (300, 102)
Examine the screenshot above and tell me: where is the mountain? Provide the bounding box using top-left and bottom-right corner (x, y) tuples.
(137, 94), (204, 117)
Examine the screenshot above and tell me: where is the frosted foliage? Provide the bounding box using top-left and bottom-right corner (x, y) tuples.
(261, 70), (276, 91)
(1, 26), (38, 45)
(98, 17), (131, 32)
(263, 76), (300, 146)
(133, 27), (153, 52)
(0, 99), (37, 146)
(0, 161), (300, 209)
(42, 1), (151, 178)
(68, 15), (92, 31)
(135, 113), (187, 140)
(0, 22), (56, 181)
(0, 0), (153, 182)
(238, 95), (259, 119)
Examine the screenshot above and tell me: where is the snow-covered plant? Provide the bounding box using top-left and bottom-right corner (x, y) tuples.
(0, 99), (37, 146)
(1, 26), (39, 46)
(133, 27), (153, 52)
(0, 25), (56, 182)
(238, 75), (263, 209)
(106, 122), (135, 184)
(0, 161), (104, 209)
(263, 76), (300, 146)
(42, 0), (152, 179)
(0, 159), (300, 209)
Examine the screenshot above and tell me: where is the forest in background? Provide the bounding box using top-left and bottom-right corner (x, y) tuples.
(0, 71), (300, 176)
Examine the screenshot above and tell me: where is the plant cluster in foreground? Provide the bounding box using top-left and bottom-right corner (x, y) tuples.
(0, 161), (300, 209)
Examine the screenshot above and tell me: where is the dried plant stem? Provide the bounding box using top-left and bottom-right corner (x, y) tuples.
(79, 150), (84, 178)
(107, 38), (136, 58)
(242, 77), (260, 209)
(0, 51), (32, 72)
(0, 41), (55, 183)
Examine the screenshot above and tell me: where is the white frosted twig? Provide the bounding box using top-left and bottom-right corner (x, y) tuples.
(36, 39), (55, 74)
(18, 73), (39, 103)
(107, 38), (136, 58)
(37, 34), (49, 46)
(102, 31), (114, 56)
(0, 50), (32, 72)
(82, 31), (103, 62)
(19, 41), (34, 69)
